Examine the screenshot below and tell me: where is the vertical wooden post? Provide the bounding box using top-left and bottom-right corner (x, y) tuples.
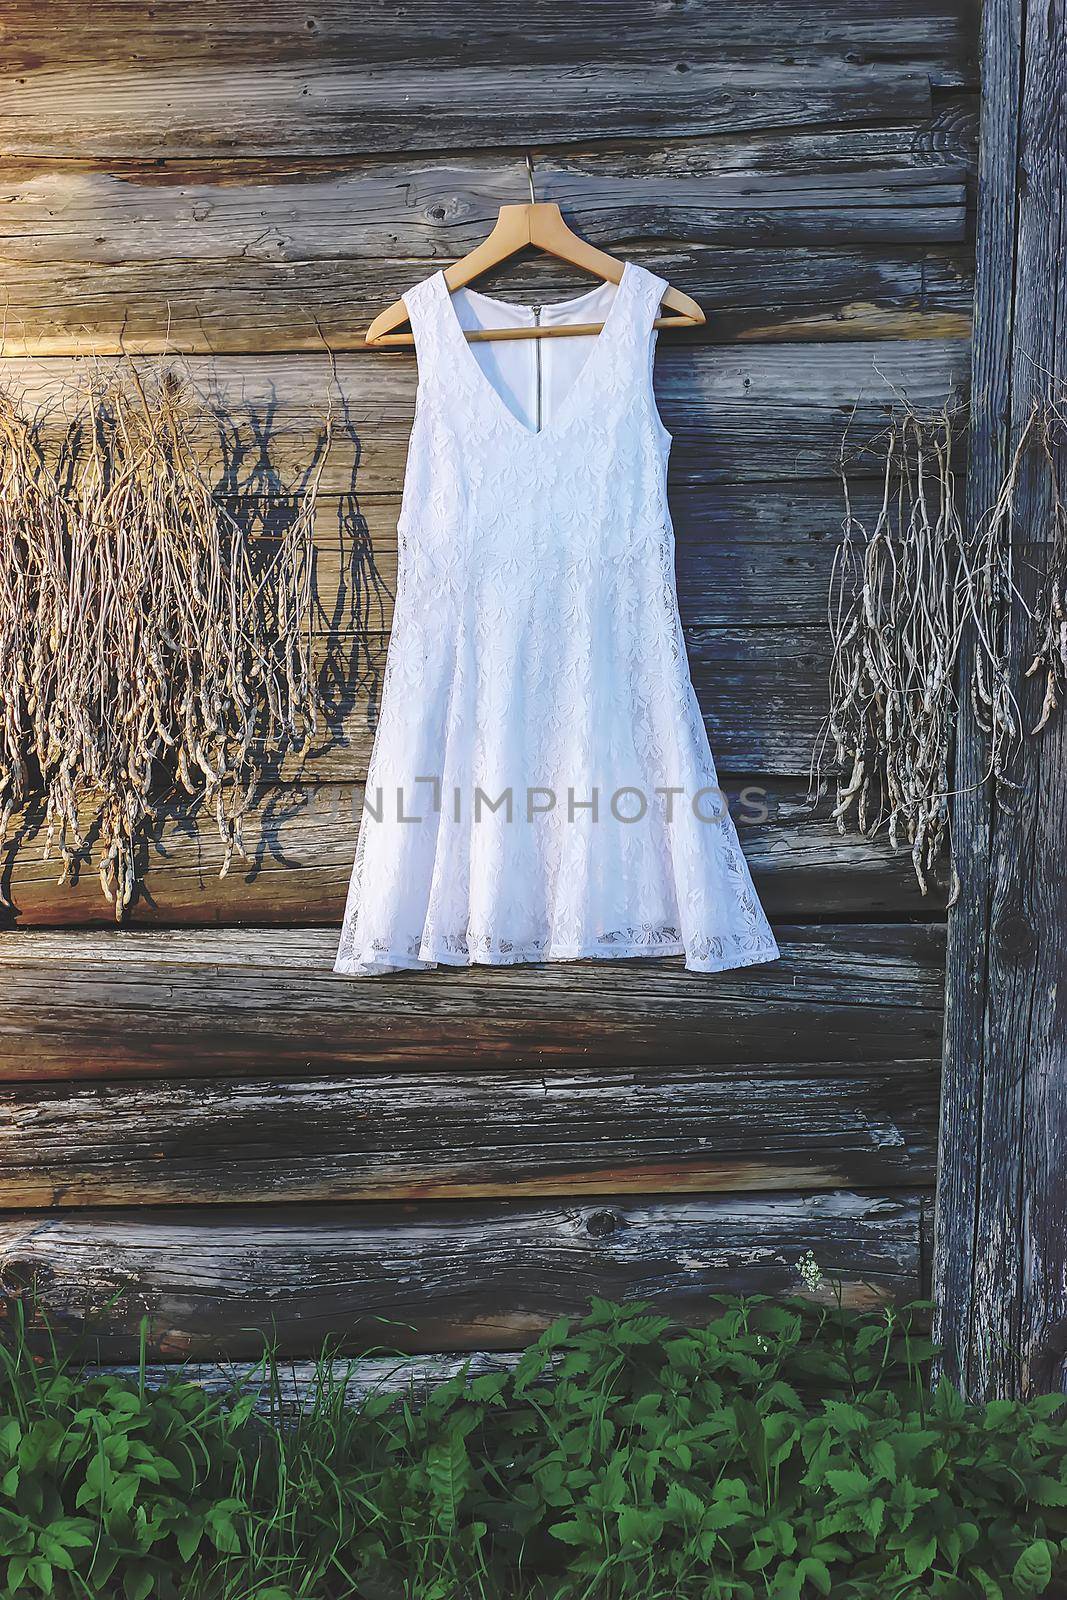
(935, 0), (1067, 1396)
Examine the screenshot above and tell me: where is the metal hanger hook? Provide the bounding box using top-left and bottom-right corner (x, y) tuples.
(525, 152), (536, 204)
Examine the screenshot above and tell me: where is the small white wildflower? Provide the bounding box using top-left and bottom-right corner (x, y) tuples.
(795, 1250), (824, 1292)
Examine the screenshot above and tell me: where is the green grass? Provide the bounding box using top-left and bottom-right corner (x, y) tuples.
(2, 1294), (1067, 1599)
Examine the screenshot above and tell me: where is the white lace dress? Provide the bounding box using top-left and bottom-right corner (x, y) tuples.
(335, 262), (779, 976)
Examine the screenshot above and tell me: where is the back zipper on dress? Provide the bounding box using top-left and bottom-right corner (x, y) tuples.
(533, 305), (542, 433)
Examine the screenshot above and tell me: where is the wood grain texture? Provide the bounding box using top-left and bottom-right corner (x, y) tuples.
(933, 0), (1018, 1397)
(935, 0), (1067, 1400)
(0, 777), (949, 930)
(0, 1), (976, 79)
(114, 1352), (527, 1416)
(0, 245), (972, 357)
(0, 133), (975, 267)
(0, 1060), (939, 1207)
(0, 924), (945, 1081)
(0, 60), (933, 160)
(0, 1190), (926, 1359)
(0, 342), (971, 495)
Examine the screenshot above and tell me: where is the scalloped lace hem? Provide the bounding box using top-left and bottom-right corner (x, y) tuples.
(333, 932), (781, 979)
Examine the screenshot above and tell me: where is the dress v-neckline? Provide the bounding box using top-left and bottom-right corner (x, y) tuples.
(432, 262), (635, 443)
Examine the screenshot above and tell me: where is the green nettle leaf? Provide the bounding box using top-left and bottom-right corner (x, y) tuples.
(616, 1506), (664, 1549)
(1013, 1540), (1054, 1595)
(548, 1519), (589, 1548)
(466, 1374), (507, 1404)
(934, 1381), (968, 1422)
(795, 1555), (833, 1595)
(904, 1533), (938, 1576)
(869, 1440), (898, 1484)
(7, 1555), (31, 1594)
(824, 1468), (872, 1499)
(665, 1481), (706, 1523)
(859, 1495), (886, 1538)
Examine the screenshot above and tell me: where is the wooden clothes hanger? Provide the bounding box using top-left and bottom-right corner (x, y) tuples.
(365, 155), (705, 347)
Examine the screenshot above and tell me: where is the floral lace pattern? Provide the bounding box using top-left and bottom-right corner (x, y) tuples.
(335, 263), (780, 978)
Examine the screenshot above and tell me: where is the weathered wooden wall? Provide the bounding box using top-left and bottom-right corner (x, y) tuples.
(0, 2), (976, 1368)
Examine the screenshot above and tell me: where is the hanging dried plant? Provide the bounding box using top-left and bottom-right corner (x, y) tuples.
(0, 359), (327, 918)
(820, 377), (1067, 897)
(817, 399), (1021, 897)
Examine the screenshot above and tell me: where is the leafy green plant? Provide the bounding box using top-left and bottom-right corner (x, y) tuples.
(2, 1296), (1067, 1598)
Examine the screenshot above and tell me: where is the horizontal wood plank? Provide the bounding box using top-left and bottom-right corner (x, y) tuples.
(0, 1189), (926, 1358)
(0, 62), (933, 159)
(0, 136), (975, 271)
(0, 342), (971, 495)
(0, 1060), (939, 1207)
(115, 1352), (526, 1415)
(0, 245), (972, 357)
(0, 775), (948, 930)
(1, 2), (975, 79)
(0, 924), (945, 1080)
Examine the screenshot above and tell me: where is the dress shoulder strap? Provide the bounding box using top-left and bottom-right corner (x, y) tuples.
(631, 262), (669, 304)
(616, 265), (671, 418)
(623, 263), (670, 339)
(399, 272), (453, 387)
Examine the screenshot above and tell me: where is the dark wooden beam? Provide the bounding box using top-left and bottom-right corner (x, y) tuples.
(0, 1190), (925, 1360)
(0, 243), (971, 358)
(0, 1), (976, 79)
(0, 1060), (938, 1207)
(934, 0), (1067, 1397)
(0, 924), (944, 1081)
(0, 136), (975, 272)
(0, 60), (932, 159)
